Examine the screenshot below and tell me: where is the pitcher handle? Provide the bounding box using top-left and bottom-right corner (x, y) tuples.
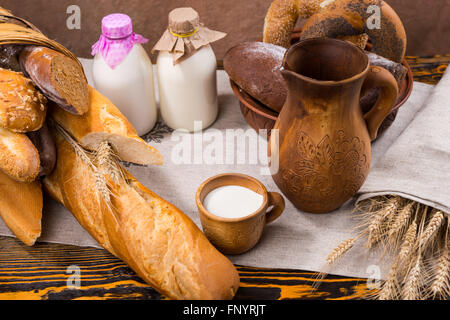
(361, 66), (399, 141)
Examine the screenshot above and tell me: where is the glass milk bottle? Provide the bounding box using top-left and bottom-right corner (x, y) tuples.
(91, 13), (157, 136)
(153, 7), (226, 132)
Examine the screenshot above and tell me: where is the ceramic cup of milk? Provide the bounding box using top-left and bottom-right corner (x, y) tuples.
(196, 173), (285, 255)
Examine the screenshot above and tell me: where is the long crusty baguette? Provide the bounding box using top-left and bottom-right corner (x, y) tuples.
(50, 86), (162, 166)
(43, 128), (240, 300)
(0, 169), (42, 246)
(0, 127), (40, 182)
(19, 46), (89, 115)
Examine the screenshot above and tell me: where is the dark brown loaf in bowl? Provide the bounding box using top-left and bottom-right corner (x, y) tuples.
(224, 42), (286, 113)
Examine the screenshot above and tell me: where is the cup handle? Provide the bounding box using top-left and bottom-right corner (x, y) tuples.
(266, 192), (285, 224)
(361, 66), (399, 141)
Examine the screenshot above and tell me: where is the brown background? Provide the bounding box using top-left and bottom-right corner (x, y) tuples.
(2, 0), (449, 60)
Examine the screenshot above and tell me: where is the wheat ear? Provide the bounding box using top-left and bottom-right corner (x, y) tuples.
(388, 202), (414, 244)
(398, 221), (418, 262)
(402, 254), (423, 300)
(420, 210), (445, 251)
(378, 259), (400, 300)
(429, 220), (449, 299)
(367, 197), (400, 248)
(326, 237), (358, 265)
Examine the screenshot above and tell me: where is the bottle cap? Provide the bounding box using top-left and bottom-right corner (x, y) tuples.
(102, 13), (133, 39)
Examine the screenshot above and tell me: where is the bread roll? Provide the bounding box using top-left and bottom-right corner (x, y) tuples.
(50, 86), (163, 166)
(224, 42), (287, 112)
(263, 0), (322, 48)
(19, 46), (89, 115)
(0, 67), (47, 133)
(0, 127), (40, 182)
(43, 129), (240, 300)
(0, 169), (42, 246)
(300, 0), (407, 63)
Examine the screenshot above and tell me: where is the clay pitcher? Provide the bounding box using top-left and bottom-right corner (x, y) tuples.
(270, 38), (398, 213)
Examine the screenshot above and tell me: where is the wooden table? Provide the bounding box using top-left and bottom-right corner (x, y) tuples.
(0, 55), (448, 300)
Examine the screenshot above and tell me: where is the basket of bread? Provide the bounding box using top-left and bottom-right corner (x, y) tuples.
(0, 7), (239, 300)
(224, 0), (413, 137)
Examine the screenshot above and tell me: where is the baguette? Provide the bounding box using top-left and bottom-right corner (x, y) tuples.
(43, 128), (240, 300)
(19, 46), (89, 115)
(0, 169), (42, 246)
(0, 127), (40, 182)
(0, 67), (47, 133)
(50, 86), (163, 166)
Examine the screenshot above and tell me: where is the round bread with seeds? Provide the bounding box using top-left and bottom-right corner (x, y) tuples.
(0, 68), (47, 133)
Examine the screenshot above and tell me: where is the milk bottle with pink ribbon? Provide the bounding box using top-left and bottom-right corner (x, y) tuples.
(92, 13), (157, 135)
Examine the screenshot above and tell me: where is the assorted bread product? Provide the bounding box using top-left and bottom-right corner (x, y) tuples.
(224, 41), (287, 112)
(299, 0), (407, 63)
(26, 122), (56, 177)
(20, 46), (90, 115)
(263, 0), (322, 48)
(43, 127), (240, 300)
(0, 67), (47, 132)
(0, 169), (42, 246)
(0, 6), (240, 300)
(49, 86), (163, 166)
(0, 127), (40, 182)
(0, 0), (417, 300)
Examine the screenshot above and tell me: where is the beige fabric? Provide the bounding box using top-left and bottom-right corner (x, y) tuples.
(359, 68), (450, 216)
(0, 58), (437, 279)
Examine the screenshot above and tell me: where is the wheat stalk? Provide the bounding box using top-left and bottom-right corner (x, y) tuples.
(402, 254), (423, 300)
(326, 237), (358, 265)
(420, 210), (445, 250)
(388, 202), (414, 243)
(54, 123), (126, 206)
(367, 197), (400, 248)
(398, 221), (418, 263)
(429, 221), (449, 299)
(378, 259), (400, 300)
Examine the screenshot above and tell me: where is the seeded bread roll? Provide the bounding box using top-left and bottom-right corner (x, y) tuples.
(0, 68), (47, 133)
(300, 0), (407, 63)
(20, 46), (89, 115)
(224, 42), (287, 112)
(0, 127), (40, 182)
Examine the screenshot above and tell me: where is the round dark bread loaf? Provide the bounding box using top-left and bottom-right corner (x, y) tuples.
(300, 0), (407, 63)
(224, 42), (287, 113)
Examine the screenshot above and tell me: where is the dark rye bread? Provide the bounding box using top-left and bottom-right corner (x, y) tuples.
(224, 42), (287, 113)
(19, 46), (89, 115)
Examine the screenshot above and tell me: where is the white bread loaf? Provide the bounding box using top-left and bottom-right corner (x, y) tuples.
(0, 169), (42, 246)
(0, 127), (40, 182)
(43, 128), (240, 300)
(50, 86), (162, 166)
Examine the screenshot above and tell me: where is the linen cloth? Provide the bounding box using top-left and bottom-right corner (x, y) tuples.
(0, 59), (436, 279)
(359, 68), (450, 216)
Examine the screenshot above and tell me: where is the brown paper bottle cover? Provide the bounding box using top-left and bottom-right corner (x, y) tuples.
(152, 7), (226, 64)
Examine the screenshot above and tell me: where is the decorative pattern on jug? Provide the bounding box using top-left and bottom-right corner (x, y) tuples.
(278, 130), (370, 213)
